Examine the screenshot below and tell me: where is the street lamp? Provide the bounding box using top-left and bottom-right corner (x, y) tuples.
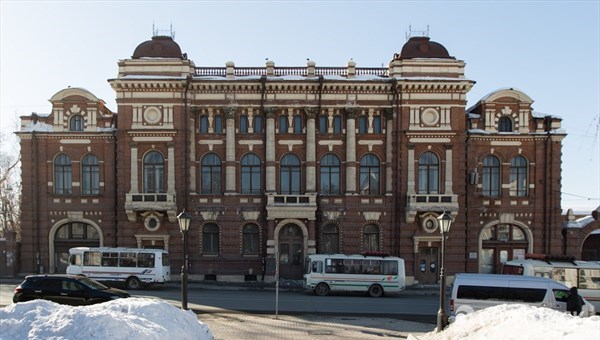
(436, 211), (453, 332)
(177, 210), (191, 310)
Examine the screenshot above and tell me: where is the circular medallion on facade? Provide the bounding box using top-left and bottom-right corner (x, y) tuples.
(421, 108), (440, 126)
(422, 216), (438, 233)
(143, 106), (162, 124)
(144, 214), (161, 231)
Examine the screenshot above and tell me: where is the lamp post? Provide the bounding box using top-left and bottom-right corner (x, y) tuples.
(177, 210), (191, 310)
(436, 211), (452, 332)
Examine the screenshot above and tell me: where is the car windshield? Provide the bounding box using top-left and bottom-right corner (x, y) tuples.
(78, 277), (109, 290)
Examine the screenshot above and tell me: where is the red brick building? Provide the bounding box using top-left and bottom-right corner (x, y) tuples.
(17, 35), (568, 284)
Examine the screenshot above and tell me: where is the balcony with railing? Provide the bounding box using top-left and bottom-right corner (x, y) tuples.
(266, 193), (318, 220)
(125, 193), (177, 222)
(405, 193), (459, 223)
(195, 66), (388, 78)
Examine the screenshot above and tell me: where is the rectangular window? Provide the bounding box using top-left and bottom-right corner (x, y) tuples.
(319, 115), (328, 133)
(240, 115), (248, 134)
(138, 253), (155, 268)
(373, 116), (382, 133)
(358, 116), (368, 133)
(199, 115), (208, 133)
(279, 116), (288, 133)
(293, 115), (302, 133)
(214, 115), (223, 133)
(333, 115), (342, 133)
(253, 116), (263, 133)
(83, 252), (101, 266)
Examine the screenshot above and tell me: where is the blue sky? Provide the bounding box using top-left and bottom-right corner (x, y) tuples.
(1, 0), (598, 212)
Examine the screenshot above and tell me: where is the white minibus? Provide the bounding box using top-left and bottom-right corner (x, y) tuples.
(502, 256), (600, 312)
(67, 247), (170, 289)
(450, 273), (596, 320)
(304, 254), (405, 297)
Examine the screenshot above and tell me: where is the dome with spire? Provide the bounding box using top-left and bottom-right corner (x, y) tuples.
(394, 36), (454, 60)
(132, 35), (183, 59)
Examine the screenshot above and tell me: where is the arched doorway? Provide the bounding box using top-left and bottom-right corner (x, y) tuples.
(479, 223), (531, 273)
(278, 223), (304, 279)
(52, 222), (101, 273)
(581, 233), (600, 260)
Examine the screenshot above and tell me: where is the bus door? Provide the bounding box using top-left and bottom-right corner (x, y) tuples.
(278, 224), (304, 279)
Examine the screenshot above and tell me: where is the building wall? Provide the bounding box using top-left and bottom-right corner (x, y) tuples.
(17, 36), (567, 284)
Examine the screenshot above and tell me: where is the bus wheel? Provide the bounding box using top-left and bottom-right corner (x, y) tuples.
(315, 283), (330, 296)
(126, 277), (142, 290)
(368, 284), (383, 297)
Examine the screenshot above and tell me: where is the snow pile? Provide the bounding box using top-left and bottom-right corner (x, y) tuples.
(415, 304), (600, 340)
(0, 298), (213, 340)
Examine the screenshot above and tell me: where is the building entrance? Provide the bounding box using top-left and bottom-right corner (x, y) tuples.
(278, 224), (304, 279)
(416, 246), (439, 284)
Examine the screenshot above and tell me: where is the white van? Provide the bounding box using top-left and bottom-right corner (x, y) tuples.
(449, 273), (596, 319)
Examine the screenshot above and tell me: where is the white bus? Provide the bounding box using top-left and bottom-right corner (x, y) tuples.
(304, 254), (406, 297)
(67, 247), (170, 290)
(501, 255), (600, 312)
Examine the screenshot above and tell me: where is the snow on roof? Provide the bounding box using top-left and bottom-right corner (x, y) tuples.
(563, 215), (596, 229)
(21, 121), (53, 132)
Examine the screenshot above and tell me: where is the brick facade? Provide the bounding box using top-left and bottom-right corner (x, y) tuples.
(17, 35), (572, 284)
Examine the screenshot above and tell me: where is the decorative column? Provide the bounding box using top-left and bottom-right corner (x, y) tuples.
(167, 143), (176, 194)
(305, 107), (317, 193)
(265, 107), (277, 193)
(385, 108), (394, 194)
(345, 107), (357, 194)
(130, 142), (138, 193)
(445, 144), (453, 194)
(224, 105), (237, 193)
(407, 144), (415, 194)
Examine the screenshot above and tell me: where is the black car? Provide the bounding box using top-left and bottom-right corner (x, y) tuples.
(13, 274), (130, 306)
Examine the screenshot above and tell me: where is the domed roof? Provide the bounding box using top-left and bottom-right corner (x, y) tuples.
(394, 36), (454, 60)
(132, 36), (183, 59)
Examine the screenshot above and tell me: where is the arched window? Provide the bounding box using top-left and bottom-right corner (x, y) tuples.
(241, 153), (261, 194)
(201, 153), (222, 194)
(203, 223), (220, 255)
(280, 154), (301, 194)
(498, 116), (513, 132)
(509, 156), (528, 197)
(480, 224), (528, 273)
(321, 224), (339, 254)
(363, 224), (380, 252)
(319, 154), (341, 195)
(240, 115), (249, 134)
(242, 224), (260, 255)
(359, 154), (380, 195)
(81, 154), (100, 195)
(54, 222), (100, 273)
(69, 115), (84, 131)
(54, 154), (72, 194)
(482, 155), (501, 197)
(418, 152), (439, 194)
(143, 151), (164, 193)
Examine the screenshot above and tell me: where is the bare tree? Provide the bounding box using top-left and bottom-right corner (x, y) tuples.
(0, 131), (21, 238)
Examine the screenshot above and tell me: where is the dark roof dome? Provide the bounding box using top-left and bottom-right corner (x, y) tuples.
(394, 36), (454, 60)
(132, 36), (183, 59)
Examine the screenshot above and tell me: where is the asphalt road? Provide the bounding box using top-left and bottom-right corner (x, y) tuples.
(1, 280), (439, 323)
